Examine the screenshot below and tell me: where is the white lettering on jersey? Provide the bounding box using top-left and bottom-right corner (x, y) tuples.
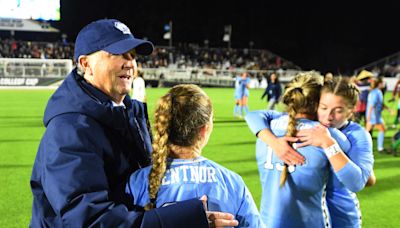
(190, 166), (199, 182)
(264, 147), (296, 173)
(180, 166), (189, 181)
(161, 165), (218, 185)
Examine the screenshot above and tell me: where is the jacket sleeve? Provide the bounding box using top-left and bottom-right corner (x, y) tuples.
(244, 110), (284, 136)
(41, 117), (208, 227)
(41, 117), (139, 227)
(142, 199), (208, 227)
(261, 87), (268, 99)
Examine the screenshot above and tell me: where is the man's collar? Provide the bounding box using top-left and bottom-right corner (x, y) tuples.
(111, 100), (126, 108)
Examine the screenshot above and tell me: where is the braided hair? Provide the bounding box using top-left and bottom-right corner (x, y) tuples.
(322, 77), (360, 119)
(279, 71), (323, 186)
(145, 84), (212, 210)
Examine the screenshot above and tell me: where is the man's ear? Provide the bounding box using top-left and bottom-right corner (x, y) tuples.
(79, 55), (93, 76)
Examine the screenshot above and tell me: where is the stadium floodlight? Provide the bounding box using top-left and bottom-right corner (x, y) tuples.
(0, 0), (60, 32)
(0, 0), (60, 21)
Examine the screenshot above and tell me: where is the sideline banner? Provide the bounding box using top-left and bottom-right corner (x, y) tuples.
(0, 77), (63, 86)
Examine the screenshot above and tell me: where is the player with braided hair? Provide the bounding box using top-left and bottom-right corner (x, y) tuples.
(126, 84), (264, 227)
(246, 76), (375, 227)
(245, 72), (351, 227)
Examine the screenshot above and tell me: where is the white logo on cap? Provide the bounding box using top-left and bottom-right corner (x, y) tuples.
(114, 22), (131, 35)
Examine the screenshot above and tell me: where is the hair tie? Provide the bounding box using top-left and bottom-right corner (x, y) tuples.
(294, 87), (303, 93)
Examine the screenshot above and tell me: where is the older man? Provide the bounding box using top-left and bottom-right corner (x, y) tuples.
(30, 19), (238, 227)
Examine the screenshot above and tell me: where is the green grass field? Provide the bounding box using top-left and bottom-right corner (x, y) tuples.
(1, 87), (400, 227)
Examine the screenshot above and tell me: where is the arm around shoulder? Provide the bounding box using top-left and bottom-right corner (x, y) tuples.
(142, 199), (209, 227)
(244, 110), (283, 135)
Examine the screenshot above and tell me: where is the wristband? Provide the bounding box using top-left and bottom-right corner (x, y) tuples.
(323, 143), (341, 158)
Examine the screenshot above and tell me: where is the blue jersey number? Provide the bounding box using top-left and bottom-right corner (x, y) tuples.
(264, 147), (296, 173)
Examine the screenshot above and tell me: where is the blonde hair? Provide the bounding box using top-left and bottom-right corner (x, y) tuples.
(322, 77), (360, 110)
(370, 77), (383, 90)
(280, 71), (324, 186)
(145, 84), (212, 210)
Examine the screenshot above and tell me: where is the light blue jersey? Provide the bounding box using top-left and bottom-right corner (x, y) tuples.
(326, 121), (373, 228)
(242, 77), (251, 97)
(234, 76), (242, 99)
(253, 114), (350, 228)
(126, 156), (265, 228)
(366, 88), (384, 124)
(246, 110), (374, 228)
(234, 76), (251, 99)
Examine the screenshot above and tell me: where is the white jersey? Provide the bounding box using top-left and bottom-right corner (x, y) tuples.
(131, 77), (146, 102)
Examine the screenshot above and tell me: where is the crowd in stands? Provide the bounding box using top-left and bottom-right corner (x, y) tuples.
(0, 38), (74, 59)
(360, 64), (400, 79)
(357, 52), (400, 78)
(140, 43), (300, 70)
(0, 38), (300, 71)
(378, 61), (400, 78)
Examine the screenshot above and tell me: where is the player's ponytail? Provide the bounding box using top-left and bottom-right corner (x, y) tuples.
(145, 93), (172, 210)
(280, 89), (302, 187)
(280, 72), (323, 187)
(145, 84), (212, 210)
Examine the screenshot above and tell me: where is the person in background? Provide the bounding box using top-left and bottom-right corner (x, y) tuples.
(233, 72), (251, 118)
(233, 73), (242, 117)
(127, 84), (264, 227)
(246, 76), (376, 227)
(378, 75), (388, 97)
(366, 77), (388, 154)
(240, 72), (251, 117)
(131, 61), (153, 140)
(391, 131), (400, 157)
(261, 72), (282, 110)
(389, 78), (400, 129)
(245, 71), (351, 227)
(131, 61), (147, 103)
(29, 18), (237, 227)
(354, 70), (373, 124)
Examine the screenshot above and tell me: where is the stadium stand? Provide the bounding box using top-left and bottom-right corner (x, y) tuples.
(0, 38), (303, 87)
(0, 38), (73, 59)
(355, 51), (400, 78)
(0, 38), (299, 70)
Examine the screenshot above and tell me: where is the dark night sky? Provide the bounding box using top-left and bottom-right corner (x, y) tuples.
(53, 0), (400, 74)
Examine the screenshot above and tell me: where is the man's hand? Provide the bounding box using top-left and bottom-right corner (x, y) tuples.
(200, 195), (239, 228)
(206, 211), (238, 228)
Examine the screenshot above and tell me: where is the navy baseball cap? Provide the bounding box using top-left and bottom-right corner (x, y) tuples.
(74, 19), (154, 62)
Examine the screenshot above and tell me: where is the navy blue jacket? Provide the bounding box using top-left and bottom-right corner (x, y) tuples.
(261, 81), (282, 101)
(30, 69), (208, 227)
